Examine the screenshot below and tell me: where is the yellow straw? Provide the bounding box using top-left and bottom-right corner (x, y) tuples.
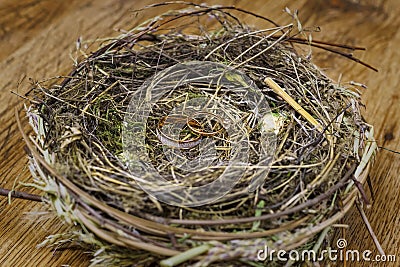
(264, 77), (323, 133)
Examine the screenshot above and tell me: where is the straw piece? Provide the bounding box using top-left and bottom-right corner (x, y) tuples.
(264, 77), (324, 132)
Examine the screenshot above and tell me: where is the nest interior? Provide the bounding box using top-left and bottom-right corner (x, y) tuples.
(24, 3), (376, 267)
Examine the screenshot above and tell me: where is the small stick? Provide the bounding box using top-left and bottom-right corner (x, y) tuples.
(355, 200), (385, 256)
(264, 78), (323, 132)
(0, 187), (42, 202)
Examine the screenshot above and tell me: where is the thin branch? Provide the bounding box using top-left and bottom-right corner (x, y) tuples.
(355, 200), (385, 255)
(0, 187), (42, 202)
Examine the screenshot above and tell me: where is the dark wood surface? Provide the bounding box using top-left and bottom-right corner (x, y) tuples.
(0, 0), (398, 266)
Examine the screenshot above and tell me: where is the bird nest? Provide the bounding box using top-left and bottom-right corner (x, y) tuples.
(22, 3), (376, 267)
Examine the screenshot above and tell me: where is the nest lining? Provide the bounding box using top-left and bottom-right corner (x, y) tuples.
(23, 3), (376, 267)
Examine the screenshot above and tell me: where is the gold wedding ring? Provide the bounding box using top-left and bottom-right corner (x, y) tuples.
(156, 112), (224, 149)
(186, 112), (224, 136)
(156, 115), (202, 149)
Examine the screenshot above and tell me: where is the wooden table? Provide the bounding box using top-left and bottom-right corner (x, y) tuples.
(1, 1), (398, 266)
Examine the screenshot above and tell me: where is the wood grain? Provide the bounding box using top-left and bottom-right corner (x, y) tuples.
(0, 0), (398, 266)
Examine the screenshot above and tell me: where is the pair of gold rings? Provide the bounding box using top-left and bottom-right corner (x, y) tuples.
(156, 112), (224, 149)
